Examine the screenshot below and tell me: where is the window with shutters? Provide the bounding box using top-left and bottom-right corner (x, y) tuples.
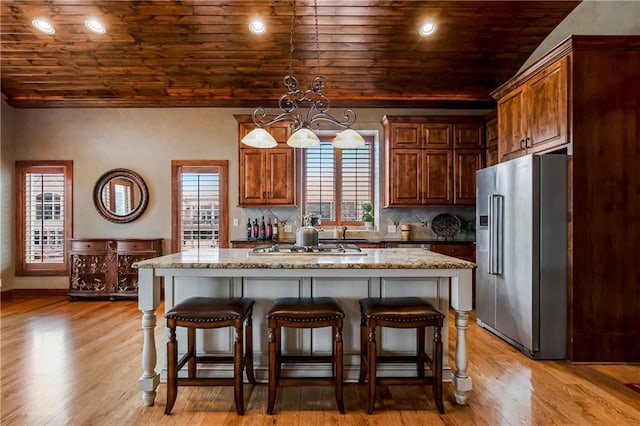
(171, 160), (229, 253)
(16, 161), (73, 276)
(303, 134), (374, 226)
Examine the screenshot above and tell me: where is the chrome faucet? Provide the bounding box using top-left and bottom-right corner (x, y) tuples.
(341, 226), (347, 240)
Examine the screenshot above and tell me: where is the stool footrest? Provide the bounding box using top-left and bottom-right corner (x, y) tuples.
(374, 377), (436, 386)
(277, 377), (336, 387)
(280, 355), (334, 364)
(177, 378), (236, 387)
(373, 355), (431, 363)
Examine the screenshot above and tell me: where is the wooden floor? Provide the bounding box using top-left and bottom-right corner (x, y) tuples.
(1, 297), (639, 425)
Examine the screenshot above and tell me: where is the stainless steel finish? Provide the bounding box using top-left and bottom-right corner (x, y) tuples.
(476, 154), (567, 359)
(295, 226), (319, 248)
(248, 243), (366, 256)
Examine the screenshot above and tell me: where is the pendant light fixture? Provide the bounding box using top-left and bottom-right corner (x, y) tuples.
(241, 0), (365, 149)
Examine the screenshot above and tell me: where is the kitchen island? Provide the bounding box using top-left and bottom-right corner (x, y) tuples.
(134, 248), (475, 407)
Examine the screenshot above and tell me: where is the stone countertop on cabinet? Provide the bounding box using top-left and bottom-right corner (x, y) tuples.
(133, 248), (475, 270)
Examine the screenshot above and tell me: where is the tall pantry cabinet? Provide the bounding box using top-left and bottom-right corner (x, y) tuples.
(491, 35), (640, 362)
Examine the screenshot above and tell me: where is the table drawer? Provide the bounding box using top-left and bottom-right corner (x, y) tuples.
(116, 240), (159, 253)
(69, 240), (109, 252)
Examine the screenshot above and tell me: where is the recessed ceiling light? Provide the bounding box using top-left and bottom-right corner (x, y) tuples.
(249, 17), (266, 35)
(419, 21), (437, 37)
(85, 17), (106, 34)
(32, 18), (55, 34)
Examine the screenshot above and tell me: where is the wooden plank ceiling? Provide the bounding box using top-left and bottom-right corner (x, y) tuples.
(1, 0), (581, 109)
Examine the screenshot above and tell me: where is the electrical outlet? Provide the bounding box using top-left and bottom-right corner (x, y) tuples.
(233, 218), (239, 227)
(388, 224), (397, 233)
(284, 224), (292, 233)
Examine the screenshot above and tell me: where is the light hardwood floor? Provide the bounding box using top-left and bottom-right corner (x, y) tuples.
(1, 297), (639, 425)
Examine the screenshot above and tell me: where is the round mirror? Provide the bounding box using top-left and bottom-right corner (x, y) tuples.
(93, 169), (149, 223)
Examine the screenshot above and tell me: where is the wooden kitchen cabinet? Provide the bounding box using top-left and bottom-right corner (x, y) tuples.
(68, 238), (162, 300)
(383, 115), (483, 207)
(495, 56), (569, 161)
(490, 36), (640, 362)
(485, 111), (499, 167)
(454, 149), (483, 204)
(236, 116), (296, 207)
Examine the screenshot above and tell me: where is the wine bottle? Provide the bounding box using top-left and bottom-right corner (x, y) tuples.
(266, 217), (273, 240)
(259, 216), (266, 240)
(253, 219), (259, 240)
(272, 218), (279, 241)
(246, 218), (252, 240)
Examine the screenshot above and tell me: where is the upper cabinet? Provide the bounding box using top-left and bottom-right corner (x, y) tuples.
(383, 116), (484, 207)
(493, 56), (570, 162)
(485, 110), (499, 167)
(235, 116), (297, 207)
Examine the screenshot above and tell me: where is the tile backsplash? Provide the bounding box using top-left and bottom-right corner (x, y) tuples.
(238, 206), (476, 241)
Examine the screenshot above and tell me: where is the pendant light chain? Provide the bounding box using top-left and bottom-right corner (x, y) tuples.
(314, 0), (320, 76)
(288, 0), (296, 78)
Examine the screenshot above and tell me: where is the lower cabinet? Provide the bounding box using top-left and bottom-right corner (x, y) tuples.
(68, 238), (162, 300)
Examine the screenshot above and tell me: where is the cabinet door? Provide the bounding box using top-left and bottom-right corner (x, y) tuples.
(389, 122), (422, 149)
(423, 123), (452, 148)
(265, 148), (295, 205)
(526, 56), (569, 153)
(388, 149), (423, 205)
(239, 149), (266, 205)
(498, 87), (527, 161)
(486, 116), (498, 148)
(422, 150), (453, 204)
(486, 145), (499, 167)
(454, 122), (484, 149)
(454, 149), (483, 204)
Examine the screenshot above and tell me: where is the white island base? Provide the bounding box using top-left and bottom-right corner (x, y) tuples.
(135, 248), (474, 407)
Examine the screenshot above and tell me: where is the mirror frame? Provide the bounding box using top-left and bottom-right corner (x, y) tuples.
(93, 168), (149, 223)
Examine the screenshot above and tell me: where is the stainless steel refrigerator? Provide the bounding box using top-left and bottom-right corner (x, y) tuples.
(476, 154), (567, 359)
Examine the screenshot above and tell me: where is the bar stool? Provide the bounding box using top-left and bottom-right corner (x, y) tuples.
(358, 297), (445, 414)
(164, 297), (255, 415)
(266, 297), (345, 414)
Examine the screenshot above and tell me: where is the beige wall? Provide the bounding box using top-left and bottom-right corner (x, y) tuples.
(1, 100), (16, 290)
(4, 105), (483, 290)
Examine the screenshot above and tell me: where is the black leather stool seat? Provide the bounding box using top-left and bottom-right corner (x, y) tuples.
(359, 297), (445, 414)
(164, 297), (255, 416)
(266, 297), (345, 414)
(359, 297), (444, 322)
(266, 297), (345, 322)
(166, 297), (255, 323)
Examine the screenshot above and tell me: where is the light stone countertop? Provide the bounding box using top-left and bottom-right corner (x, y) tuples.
(133, 248), (476, 270)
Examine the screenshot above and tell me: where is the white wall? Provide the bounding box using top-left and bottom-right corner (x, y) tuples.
(520, 0), (640, 71)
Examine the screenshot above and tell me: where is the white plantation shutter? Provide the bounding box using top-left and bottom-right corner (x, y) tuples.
(180, 171), (220, 250)
(25, 172), (66, 263)
(305, 142), (336, 220)
(304, 134), (373, 225)
(340, 144), (372, 221)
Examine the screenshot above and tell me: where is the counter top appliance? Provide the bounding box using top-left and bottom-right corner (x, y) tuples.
(249, 243), (365, 256)
(476, 154), (567, 359)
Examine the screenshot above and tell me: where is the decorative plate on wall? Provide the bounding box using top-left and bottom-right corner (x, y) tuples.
(431, 214), (461, 238)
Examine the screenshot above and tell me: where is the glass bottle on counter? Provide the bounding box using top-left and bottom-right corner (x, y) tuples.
(266, 217), (273, 240)
(272, 218), (279, 241)
(246, 218), (253, 240)
(259, 216), (266, 240)
(252, 219), (259, 240)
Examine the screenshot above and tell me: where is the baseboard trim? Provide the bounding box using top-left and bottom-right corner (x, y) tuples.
(1, 288), (69, 299)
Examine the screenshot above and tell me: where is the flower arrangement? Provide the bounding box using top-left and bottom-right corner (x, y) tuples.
(361, 202), (374, 223)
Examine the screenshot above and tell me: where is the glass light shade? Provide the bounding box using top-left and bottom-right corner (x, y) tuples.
(332, 129), (365, 148)
(287, 128), (320, 148)
(241, 128), (278, 148)
(32, 18), (55, 34)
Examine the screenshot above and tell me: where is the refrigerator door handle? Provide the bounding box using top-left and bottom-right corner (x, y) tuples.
(489, 194), (504, 275)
